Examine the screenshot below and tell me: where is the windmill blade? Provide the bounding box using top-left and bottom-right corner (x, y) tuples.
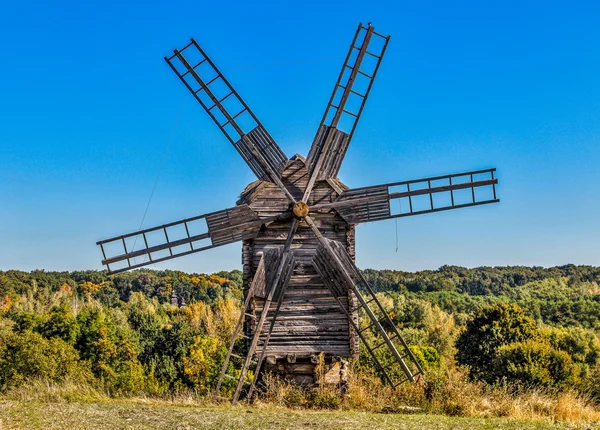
(311, 168), (499, 224)
(304, 23), (390, 193)
(165, 39), (288, 185)
(305, 216), (423, 386)
(97, 205), (291, 274)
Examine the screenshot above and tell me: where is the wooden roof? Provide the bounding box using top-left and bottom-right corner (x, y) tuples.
(237, 154), (349, 211)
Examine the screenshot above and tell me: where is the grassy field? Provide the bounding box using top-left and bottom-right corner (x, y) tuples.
(0, 400), (597, 430)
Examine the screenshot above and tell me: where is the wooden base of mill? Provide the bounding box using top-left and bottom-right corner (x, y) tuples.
(261, 354), (350, 388)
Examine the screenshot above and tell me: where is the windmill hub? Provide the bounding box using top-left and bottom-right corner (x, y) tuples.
(292, 201), (309, 219)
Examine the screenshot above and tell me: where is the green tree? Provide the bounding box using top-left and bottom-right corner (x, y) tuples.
(126, 294), (163, 365)
(495, 341), (576, 388)
(183, 335), (225, 394)
(153, 315), (199, 388)
(41, 304), (80, 345)
(455, 303), (539, 383)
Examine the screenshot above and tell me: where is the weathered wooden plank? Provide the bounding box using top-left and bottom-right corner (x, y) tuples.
(232, 125), (288, 181)
(305, 125), (351, 180)
(266, 322), (349, 330)
(253, 306), (347, 315)
(258, 346), (350, 353)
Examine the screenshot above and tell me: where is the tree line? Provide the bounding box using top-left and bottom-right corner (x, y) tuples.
(0, 265), (598, 401)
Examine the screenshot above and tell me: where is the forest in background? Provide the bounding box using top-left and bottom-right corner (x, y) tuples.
(0, 265), (599, 416)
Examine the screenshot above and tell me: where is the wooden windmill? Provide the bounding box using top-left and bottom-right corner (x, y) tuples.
(97, 23), (499, 403)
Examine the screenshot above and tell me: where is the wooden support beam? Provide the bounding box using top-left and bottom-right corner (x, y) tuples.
(303, 215), (417, 382)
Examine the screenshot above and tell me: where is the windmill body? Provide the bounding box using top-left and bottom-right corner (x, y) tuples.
(238, 157), (360, 381)
(97, 23), (500, 403)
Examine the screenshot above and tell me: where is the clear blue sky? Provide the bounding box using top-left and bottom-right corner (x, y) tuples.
(1, 1), (599, 273)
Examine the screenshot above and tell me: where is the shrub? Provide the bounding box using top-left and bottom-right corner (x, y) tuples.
(409, 345), (441, 370)
(495, 341), (576, 389)
(543, 326), (600, 365)
(183, 335), (225, 394)
(0, 330), (92, 391)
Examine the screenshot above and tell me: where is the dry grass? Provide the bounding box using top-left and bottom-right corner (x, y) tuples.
(3, 379), (110, 404)
(257, 365), (600, 423)
(1, 372), (599, 429)
(0, 400), (591, 430)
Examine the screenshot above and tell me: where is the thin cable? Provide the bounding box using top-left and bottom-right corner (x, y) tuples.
(395, 218), (398, 253)
(131, 100), (185, 263)
(395, 197), (401, 252)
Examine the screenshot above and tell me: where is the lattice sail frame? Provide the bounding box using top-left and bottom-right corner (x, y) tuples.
(97, 205), (289, 273)
(306, 23), (390, 181)
(165, 40), (288, 185)
(326, 168), (499, 223)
